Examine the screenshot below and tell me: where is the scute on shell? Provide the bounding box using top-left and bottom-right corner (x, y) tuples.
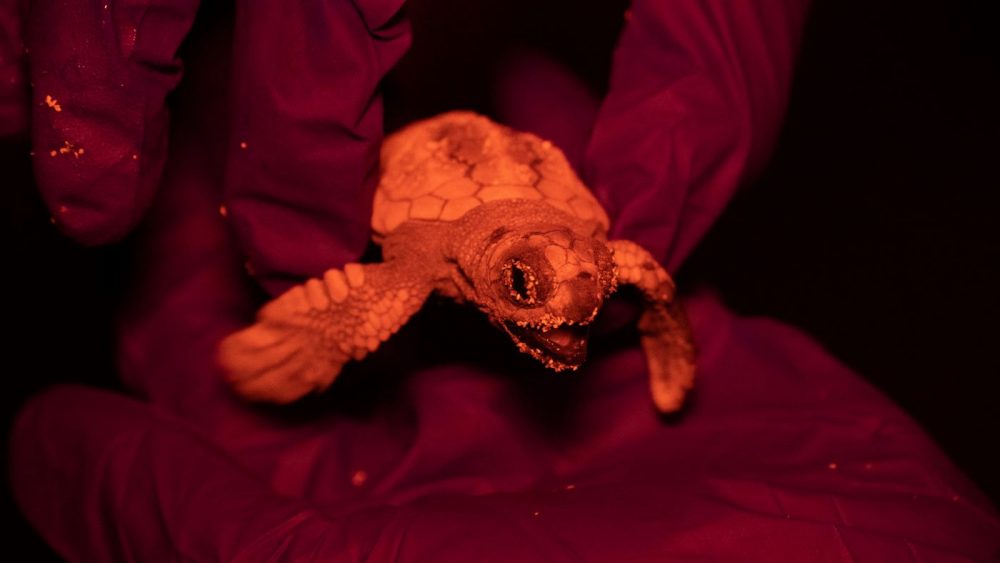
(372, 111), (610, 236)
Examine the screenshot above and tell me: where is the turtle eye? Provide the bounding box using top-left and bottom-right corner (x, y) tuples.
(504, 260), (539, 305)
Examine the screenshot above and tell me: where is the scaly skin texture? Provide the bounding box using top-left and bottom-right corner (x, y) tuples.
(607, 240), (696, 412)
(441, 200), (616, 369)
(219, 224), (448, 403)
(218, 112), (697, 412)
(372, 111), (609, 239)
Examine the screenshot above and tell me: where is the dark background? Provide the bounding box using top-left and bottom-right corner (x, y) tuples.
(3, 0), (997, 557)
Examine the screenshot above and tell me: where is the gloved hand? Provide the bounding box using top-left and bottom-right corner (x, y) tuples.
(9, 1), (999, 560)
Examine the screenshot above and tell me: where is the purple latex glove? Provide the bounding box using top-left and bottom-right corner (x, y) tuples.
(0, 0), (27, 137)
(17, 0), (407, 289)
(23, 0), (199, 244)
(10, 0), (1000, 560)
(224, 0), (410, 295)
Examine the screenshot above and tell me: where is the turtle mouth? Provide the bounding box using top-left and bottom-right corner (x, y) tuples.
(502, 320), (590, 371)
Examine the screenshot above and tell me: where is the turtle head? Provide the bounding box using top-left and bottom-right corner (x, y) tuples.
(476, 225), (617, 371)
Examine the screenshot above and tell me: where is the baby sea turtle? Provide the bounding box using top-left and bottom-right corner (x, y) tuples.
(219, 111), (696, 412)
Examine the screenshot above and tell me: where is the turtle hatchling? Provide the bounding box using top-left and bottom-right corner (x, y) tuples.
(219, 111), (696, 412)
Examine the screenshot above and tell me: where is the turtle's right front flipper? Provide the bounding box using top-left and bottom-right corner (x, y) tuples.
(218, 261), (432, 403)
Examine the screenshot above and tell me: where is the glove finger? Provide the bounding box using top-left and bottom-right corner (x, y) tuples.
(11, 385), (394, 561)
(26, 0), (199, 244)
(584, 0), (810, 270)
(224, 0), (410, 295)
(0, 0), (27, 137)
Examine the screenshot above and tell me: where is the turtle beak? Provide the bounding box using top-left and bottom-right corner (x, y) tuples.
(501, 320), (590, 371)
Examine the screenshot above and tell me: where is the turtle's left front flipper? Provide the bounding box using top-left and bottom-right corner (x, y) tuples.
(218, 260), (432, 404)
(608, 240), (696, 413)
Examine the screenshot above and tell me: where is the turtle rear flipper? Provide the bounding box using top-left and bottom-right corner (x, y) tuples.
(219, 261), (432, 403)
(608, 240), (697, 413)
